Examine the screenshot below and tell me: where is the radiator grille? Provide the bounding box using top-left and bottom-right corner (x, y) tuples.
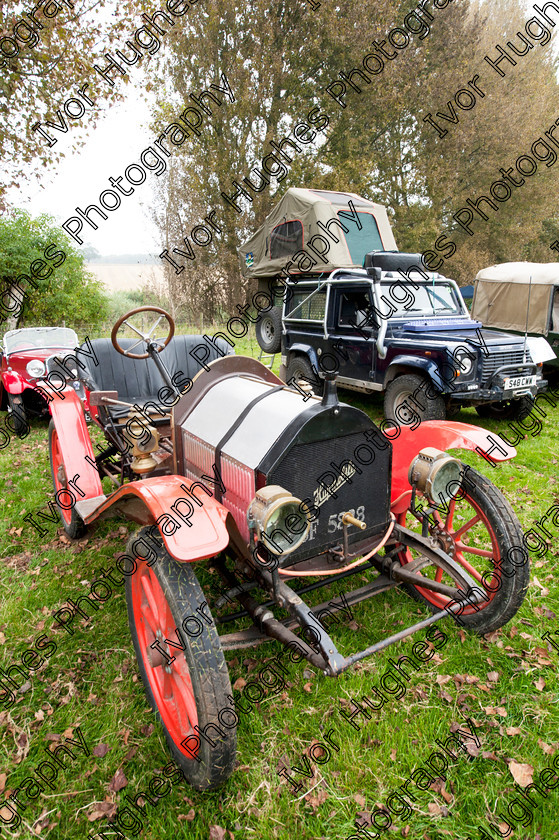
(268, 431), (391, 564)
(181, 429), (254, 541)
(480, 349), (533, 385)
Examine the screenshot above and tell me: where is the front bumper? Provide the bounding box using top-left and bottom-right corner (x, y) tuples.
(448, 361), (546, 403)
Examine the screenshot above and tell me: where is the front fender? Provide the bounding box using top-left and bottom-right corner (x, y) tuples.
(390, 420), (516, 510)
(49, 388), (104, 499)
(2, 370), (27, 394)
(81, 475), (231, 563)
(385, 355), (446, 392)
(289, 343), (320, 372)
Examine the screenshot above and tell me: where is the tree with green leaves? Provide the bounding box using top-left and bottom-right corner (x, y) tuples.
(148, 0), (400, 317)
(149, 0), (559, 319)
(0, 209), (109, 329)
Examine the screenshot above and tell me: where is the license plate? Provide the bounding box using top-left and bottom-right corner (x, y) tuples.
(503, 375), (537, 390)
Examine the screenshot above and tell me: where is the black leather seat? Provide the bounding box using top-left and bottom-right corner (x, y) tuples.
(78, 335), (234, 416)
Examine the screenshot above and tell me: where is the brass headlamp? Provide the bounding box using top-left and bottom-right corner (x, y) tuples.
(408, 447), (463, 505)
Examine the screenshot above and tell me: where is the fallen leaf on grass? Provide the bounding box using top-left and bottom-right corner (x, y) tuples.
(354, 794), (366, 807)
(534, 677), (545, 691)
(92, 743), (111, 758)
(303, 682), (312, 693)
(538, 739), (555, 755)
(428, 802), (442, 815)
(509, 761), (534, 787)
(87, 801), (118, 821)
(109, 768), (127, 792)
(179, 809), (196, 822)
(390, 748), (397, 761)
(436, 675), (452, 685)
(305, 788), (328, 813)
(209, 826), (227, 840)
(484, 706), (507, 717)
(506, 726), (522, 736)
(232, 677), (246, 691)
(0, 774), (5, 793)
(487, 671), (499, 682)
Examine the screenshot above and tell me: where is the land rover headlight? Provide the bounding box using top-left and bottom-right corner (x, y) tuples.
(26, 360), (45, 378)
(248, 485), (311, 556)
(454, 349), (474, 376)
(408, 448), (463, 505)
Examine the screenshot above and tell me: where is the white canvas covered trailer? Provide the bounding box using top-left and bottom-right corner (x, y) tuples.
(472, 261), (558, 369)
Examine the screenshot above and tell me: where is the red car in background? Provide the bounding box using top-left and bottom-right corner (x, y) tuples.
(0, 326), (82, 436)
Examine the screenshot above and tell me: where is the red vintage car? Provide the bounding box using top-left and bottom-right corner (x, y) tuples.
(0, 326), (84, 436)
(47, 306), (529, 791)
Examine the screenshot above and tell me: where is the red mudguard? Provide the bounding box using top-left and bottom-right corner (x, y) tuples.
(49, 388), (104, 499)
(83, 476), (231, 563)
(2, 370), (27, 394)
(50, 389), (230, 562)
(390, 420), (516, 512)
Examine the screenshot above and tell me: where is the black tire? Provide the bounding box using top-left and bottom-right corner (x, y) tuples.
(396, 464), (529, 634)
(286, 354), (323, 396)
(125, 529), (237, 791)
(384, 373), (446, 424)
(7, 394), (29, 438)
(255, 306), (282, 353)
(48, 419), (86, 539)
(475, 396), (533, 421)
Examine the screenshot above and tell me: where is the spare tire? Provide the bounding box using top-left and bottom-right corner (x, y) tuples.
(256, 306), (282, 353)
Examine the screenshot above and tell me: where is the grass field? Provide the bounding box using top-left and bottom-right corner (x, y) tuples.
(0, 330), (558, 840)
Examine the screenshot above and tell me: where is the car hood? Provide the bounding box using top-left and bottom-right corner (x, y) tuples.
(393, 322), (529, 348)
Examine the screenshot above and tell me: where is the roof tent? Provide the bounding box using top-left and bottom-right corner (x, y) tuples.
(238, 188), (397, 279)
(473, 262), (559, 335)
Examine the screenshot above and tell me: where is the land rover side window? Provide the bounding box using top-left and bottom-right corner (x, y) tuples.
(286, 288), (327, 321)
(338, 289), (374, 329)
(339, 212), (383, 265)
(269, 220), (303, 259)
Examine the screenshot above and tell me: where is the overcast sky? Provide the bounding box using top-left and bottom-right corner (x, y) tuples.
(8, 81), (162, 257)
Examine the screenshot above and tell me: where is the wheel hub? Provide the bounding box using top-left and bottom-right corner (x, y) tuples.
(428, 524), (456, 557)
(147, 629), (173, 672)
(57, 465), (67, 487)
(262, 319), (274, 340)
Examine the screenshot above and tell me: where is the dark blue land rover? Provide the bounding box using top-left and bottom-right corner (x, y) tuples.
(273, 251), (548, 422)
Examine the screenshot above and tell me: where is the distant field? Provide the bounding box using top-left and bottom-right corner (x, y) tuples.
(87, 263), (165, 293)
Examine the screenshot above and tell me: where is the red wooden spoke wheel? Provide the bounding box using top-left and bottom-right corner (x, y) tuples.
(131, 562), (199, 752)
(125, 529), (237, 790)
(48, 419), (86, 538)
(396, 464), (529, 634)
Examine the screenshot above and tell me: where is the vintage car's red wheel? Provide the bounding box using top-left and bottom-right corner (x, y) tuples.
(48, 420), (86, 538)
(125, 528), (237, 790)
(396, 464), (529, 634)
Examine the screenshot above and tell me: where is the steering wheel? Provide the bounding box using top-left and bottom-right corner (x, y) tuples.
(111, 306), (175, 359)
